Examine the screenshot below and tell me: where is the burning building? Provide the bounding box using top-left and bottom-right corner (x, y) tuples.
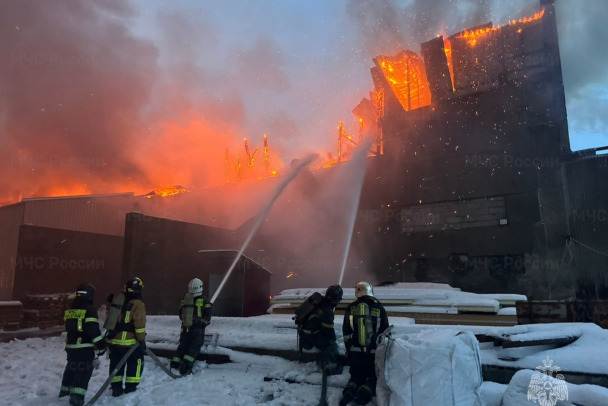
(347, 0), (607, 300)
(1, 0), (606, 311)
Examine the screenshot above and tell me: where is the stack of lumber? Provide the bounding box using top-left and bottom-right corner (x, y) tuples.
(21, 293), (72, 329)
(270, 283), (525, 327)
(0, 301), (24, 331)
(516, 300), (608, 328)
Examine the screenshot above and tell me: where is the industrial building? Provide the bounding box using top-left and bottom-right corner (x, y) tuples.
(0, 0), (606, 323)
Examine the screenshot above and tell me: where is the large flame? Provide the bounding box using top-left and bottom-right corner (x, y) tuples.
(376, 51), (432, 112)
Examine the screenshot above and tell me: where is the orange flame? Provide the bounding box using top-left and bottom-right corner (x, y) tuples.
(144, 185), (189, 198)
(458, 8), (545, 46)
(376, 51), (431, 112)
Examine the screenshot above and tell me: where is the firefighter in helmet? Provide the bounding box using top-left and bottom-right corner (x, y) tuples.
(299, 284), (344, 375)
(105, 277), (146, 397)
(340, 282), (389, 406)
(171, 278), (212, 375)
(59, 283), (106, 406)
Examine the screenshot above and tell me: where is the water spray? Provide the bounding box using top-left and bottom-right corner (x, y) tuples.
(210, 154), (318, 303)
(338, 137), (373, 286)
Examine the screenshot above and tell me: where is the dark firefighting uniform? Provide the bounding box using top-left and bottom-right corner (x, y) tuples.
(299, 297), (340, 374)
(342, 295), (389, 405)
(105, 293), (146, 394)
(171, 295), (212, 374)
(60, 296), (106, 404)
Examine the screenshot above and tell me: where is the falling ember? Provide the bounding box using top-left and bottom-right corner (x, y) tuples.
(457, 8), (546, 47)
(286, 272), (296, 279)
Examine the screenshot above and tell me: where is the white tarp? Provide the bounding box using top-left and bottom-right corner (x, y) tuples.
(376, 328), (483, 406)
(501, 369), (608, 406)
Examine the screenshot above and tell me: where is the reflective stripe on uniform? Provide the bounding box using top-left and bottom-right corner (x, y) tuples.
(135, 327), (146, 334)
(92, 335), (103, 343)
(196, 299), (202, 318)
(125, 358), (142, 383)
(70, 387), (87, 396)
(65, 343), (95, 349)
(106, 338), (137, 346)
(84, 317), (98, 323)
(111, 375), (123, 384)
(184, 354), (195, 362)
(172, 356), (181, 363)
(358, 303), (366, 345)
(64, 309), (87, 332)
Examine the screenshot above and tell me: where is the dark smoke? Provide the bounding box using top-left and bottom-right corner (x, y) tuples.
(0, 0), (157, 200)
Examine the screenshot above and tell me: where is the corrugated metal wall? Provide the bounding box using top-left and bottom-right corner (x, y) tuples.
(21, 193), (136, 236)
(0, 204), (25, 300)
(564, 154), (608, 298)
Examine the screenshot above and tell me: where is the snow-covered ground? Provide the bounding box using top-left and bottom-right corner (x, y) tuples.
(2, 313), (608, 406)
(2, 283), (608, 405)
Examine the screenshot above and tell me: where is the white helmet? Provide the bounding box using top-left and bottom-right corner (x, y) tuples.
(188, 278), (203, 296)
(355, 281), (373, 298)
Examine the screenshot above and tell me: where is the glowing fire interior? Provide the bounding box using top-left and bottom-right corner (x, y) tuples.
(145, 185), (189, 198)
(377, 50), (432, 112)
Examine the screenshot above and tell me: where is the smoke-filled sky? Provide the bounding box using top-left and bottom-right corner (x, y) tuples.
(1, 0), (606, 205)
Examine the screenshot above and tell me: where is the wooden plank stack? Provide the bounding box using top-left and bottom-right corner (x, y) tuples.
(0, 301), (24, 331)
(270, 285), (524, 327)
(21, 293), (73, 329)
(516, 300), (608, 328)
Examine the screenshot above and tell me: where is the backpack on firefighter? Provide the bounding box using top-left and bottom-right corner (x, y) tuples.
(347, 281), (383, 349)
(103, 292), (125, 333)
(349, 301), (382, 348)
(180, 293), (196, 328)
(293, 292), (324, 354)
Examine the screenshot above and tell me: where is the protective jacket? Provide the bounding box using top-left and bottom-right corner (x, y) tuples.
(342, 295), (389, 353)
(300, 298), (336, 349)
(106, 295), (146, 346)
(64, 296), (105, 350)
(179, 294), (212, 329)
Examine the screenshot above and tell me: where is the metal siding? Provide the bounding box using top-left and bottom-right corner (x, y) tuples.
(564, 156), (608, 296)
(0, 204), (25, 300)
(22, 193), (135, 236)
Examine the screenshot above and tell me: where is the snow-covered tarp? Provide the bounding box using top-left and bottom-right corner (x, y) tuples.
(376, 328), (483, 406)
(501, 369), (608, 406)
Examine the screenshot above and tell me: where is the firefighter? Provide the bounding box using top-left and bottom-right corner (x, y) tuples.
(105, 277), (146, 397)
(340, 282), (389, 406)
(298, 285), (344, 375)
(59, 283), (107, 406)
(170, 278), (212, 375)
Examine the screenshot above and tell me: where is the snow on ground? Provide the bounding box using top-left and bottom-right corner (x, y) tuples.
(0, 335), (342, 406)
(2, 313), (607, 405)
(2, 282), (607, 405)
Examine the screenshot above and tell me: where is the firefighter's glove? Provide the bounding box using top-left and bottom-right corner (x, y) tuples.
(138, 340), (147, 353)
